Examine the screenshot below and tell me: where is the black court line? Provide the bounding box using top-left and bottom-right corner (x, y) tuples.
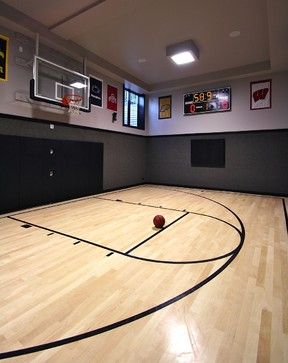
(7, 211), (241, 265)
(125, 212), (189, 254)
(0, 255), (242, 360)
(282, 198), (288, 233)
(8, 215), (118, 254)
(96, 192), (242, 231)
(154, 186), (240, 223)
(106, 252), (114, 257)
(96, 195), (242, 238)
(95, 196), (184, 213)
(0, 213), (245, 359)
(0, 187), (246, 359)
(73, 241), (81, 245)
(99, 184), (143, 197)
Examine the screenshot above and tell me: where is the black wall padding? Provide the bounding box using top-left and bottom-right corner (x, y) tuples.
(147, 130), (288, 195)
(0, 135), (103, 213)
(0, 135), (21, 212)
(191, 139), (225, 167)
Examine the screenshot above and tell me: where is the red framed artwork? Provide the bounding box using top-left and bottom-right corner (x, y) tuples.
(250, 79), (271, 110)
(107, 85), (117, 111)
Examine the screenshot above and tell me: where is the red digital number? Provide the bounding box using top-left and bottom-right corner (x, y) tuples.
(189, 104), (196, 113)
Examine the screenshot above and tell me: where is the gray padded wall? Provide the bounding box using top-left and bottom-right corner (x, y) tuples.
(146, 130), (288, 195)
(1, 115), (287, 196)
(0, 116), (146, 191)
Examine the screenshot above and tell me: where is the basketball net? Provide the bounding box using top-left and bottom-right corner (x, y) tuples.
(62, 94), (82, 115)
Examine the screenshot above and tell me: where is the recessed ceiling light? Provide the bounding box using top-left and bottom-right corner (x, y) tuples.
(229, 30), (241, 38)
(166, 40), (199, 66)
(138, 58), (147, 63)
(170, 51), (195, 65)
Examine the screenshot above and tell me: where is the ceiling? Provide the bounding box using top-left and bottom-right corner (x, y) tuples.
(0, 0), (287, 91)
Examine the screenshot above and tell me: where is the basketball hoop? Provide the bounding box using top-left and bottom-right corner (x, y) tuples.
(61, 94), (82, 115)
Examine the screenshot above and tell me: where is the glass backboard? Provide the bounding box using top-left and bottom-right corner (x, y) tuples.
(30, 56), (91, 112)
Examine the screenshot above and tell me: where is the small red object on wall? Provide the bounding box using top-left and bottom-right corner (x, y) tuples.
(250, 80), (271, 110)
(107, 85), (118, 111)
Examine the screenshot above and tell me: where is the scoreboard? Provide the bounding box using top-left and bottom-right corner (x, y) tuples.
(184, 87), (231, 115)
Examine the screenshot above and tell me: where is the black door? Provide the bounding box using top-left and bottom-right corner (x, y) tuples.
(20, 138), (55, 209)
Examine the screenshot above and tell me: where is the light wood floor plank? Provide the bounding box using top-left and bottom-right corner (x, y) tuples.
(0, 185), (287, 362)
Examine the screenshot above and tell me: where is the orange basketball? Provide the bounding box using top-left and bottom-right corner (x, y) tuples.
(153, 215), (165, 228)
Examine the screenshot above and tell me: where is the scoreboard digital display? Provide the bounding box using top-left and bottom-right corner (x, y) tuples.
(184, 87), (231, 115)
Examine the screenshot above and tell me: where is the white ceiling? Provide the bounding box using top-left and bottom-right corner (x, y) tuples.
(0, 0), (287, 91)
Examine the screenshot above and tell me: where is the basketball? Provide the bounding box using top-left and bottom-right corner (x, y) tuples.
(153, 215), (165, 228)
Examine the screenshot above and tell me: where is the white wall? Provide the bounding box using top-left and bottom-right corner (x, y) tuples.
(148, 72), (288, 135)
(1, 25), (287, 138)
(0, 26), (147, 136)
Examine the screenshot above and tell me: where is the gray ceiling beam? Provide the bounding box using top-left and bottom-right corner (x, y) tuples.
(49, 0), (107, 30)
(0, 0), (150, 91)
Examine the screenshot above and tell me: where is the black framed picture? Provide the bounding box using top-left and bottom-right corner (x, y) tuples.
(90, 75), (103, 108)
(184, 87), (231, 115)
(158, 95), (172, 119)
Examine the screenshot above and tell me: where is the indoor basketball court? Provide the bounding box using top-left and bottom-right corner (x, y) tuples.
(0, 0), (287, 362)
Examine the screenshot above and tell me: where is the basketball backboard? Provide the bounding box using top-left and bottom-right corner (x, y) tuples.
(30, 56), (91, 112)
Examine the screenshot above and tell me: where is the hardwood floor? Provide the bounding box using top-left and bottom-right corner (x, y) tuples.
(0, 185), (287, 362)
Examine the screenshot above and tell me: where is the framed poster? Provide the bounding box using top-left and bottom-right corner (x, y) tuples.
(184, 87), (231, 115)
(0, 34), (9, 81)
(158, 95), (172, 119)
(107, 85), (117, 111)
(250, 79), (271, 110)
(90, 75), (103, 107)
